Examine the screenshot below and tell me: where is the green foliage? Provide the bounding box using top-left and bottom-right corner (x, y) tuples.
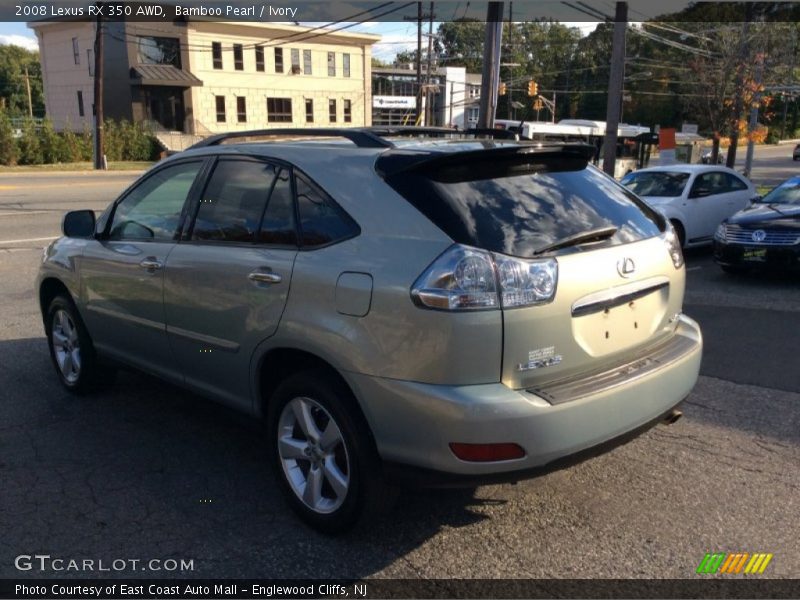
(0, 110), (18, 165)
(0, 45), (45, 118)
(39, 119), (69, 163)
(103, 119), (157, 162)
(17, 118), (43, 165)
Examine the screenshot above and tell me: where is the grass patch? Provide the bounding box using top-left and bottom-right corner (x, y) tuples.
(0, 161), (154, 173)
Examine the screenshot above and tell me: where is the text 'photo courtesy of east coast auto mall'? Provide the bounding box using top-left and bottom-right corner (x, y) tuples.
(0, 0), (799, 599)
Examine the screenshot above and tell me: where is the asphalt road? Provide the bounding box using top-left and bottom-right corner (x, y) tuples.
(1, 152), (799, 582)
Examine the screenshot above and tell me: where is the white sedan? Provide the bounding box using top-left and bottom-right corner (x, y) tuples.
(621, 165), (758, 248)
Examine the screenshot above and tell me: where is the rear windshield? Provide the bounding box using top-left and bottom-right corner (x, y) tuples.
(384, 159), (664, 258)
(621, 171), (690, 197)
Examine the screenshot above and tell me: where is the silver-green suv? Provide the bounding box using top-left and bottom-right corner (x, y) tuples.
(37, 128), (702, 533)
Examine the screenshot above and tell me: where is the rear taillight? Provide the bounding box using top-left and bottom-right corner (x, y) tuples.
(411, 244), (558, 311)
(663, 229), (684, 269)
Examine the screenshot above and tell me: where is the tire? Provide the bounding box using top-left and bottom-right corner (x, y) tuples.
(267, 370), (395, 534)
(670, 220), (686, 249)
(45, 294), (109, 393)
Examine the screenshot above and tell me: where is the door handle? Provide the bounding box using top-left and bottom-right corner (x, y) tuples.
(248, 271), (282, 284)
(139, 257), (163, 271)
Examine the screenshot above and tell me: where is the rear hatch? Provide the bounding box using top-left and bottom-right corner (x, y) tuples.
(381, 142), (685, 390)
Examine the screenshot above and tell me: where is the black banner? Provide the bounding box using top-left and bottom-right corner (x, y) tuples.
(2, 579), (800, 599)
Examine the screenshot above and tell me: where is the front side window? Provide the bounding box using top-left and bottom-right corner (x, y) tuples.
(138, 36), (181, 68)
(691, 172), (727, 197)
(192, 160), (276, 243)
(274, 48), (284, 73)
(303, 49), (312, 75)
(724, 172), (748, 192)
(233, 44), (244, 70)
(108, 161), (202, 241)
(267, 97), (292, 123)
(296, 174), (359, 247)
(621, 171), (690, 197)
(212, 42), (222, 69)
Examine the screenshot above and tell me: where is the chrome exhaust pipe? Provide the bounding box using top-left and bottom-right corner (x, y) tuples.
(663, 409), (683, 425)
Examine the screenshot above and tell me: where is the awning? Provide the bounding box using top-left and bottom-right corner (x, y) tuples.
(130, 65), (203, 87)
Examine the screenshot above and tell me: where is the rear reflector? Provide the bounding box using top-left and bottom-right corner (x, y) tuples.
(449, 442), (526, 462)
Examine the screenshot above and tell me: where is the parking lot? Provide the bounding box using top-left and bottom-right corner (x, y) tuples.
(1, 151), (798, 581)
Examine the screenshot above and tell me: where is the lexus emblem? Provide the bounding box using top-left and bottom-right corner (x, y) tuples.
(751, 229), (766, 243)
(617, 257), (636, 278)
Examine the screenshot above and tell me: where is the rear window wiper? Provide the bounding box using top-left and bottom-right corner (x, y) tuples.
(532, 226), (618, 256)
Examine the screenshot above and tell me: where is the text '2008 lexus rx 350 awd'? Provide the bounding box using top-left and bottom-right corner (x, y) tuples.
(37, 128), (702, 532)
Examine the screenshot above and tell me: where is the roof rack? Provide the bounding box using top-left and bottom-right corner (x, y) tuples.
(186, 128), (393, 151)
(185, 126), (521, 152)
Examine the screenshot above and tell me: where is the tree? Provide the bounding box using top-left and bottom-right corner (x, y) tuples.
(0, 45), (45, 117)
(0, 109), (18, 165)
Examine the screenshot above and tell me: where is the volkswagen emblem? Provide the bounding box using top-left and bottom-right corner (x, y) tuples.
(617, 257), (636, 278)
(751, 229), (766, 243)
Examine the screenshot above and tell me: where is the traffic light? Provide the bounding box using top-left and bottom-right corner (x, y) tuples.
(533, 99), (543, 111)
(499, 82), (507, 96)
(527, 80), (538, 96)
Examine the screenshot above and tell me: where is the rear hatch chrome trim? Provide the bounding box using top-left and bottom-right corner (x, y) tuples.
(571, 276), (669, 318)
(527, 330), (696, 405)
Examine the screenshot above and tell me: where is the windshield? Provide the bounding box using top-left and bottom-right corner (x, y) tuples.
(759, 180), (800, 205)
(384, 160), (664, 258)
(621, 171), (690, 197)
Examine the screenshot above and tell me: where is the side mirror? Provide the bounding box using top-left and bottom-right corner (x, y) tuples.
(750, 195), (762, 203)
(62, 210), (96, 238)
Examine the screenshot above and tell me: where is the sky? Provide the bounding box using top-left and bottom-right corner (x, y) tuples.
(0, 20), (601, 58)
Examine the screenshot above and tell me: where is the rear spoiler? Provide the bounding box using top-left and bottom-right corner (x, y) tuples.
(376, 143), (596, 178)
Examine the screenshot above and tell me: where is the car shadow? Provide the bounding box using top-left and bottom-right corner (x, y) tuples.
(0, 336), (498, 580)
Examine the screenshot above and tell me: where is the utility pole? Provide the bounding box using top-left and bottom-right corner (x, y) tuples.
(727, 3), (753, 169)
(23, 66), (33, 118)
(744, 51), (764, 178)
(425, 2), (434, 126)
(416, 2), (422, 123)
(477, 2), (504, 129)
(93, 2), (105, 170)
(602, 1), (627, 177)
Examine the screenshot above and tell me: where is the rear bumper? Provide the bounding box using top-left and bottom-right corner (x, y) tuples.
(347, 314), (702, 481)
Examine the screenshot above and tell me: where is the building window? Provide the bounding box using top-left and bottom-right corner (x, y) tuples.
(343, 99), (352, 123)
(236, 96), (247, 123)
(215, 96), (226, 123)
(291, 48), (300, 73)
(303, 49), (312, 75)
(267, 97), (292, 123)
(468, 85), (480, 99)
(305, 99), (313, 123)
(343, 54), (351, 78)
(138, 36), (181, 68)
(328, 99), (337, 122)
(233, 44), (243, 70)
(77, 91), (84, 117)
(274, 48), (283, 73)
(72, 38), (80, 65)
(212, 42), (222, 69)
(255, 45), (264, 72)
(327, 52), (335, 77)
(467, 107), (479, 123)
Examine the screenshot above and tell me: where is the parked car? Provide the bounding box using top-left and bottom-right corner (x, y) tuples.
(37, 128), (702, 533)
(701, 148), (724, 164)
(714, 175), (800, 273)
(793, 144), (800, 161)
(621, 165), (758, 248)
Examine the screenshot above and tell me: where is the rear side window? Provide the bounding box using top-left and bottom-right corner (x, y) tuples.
(385, 158), (663, 258)
(257, 168), (297, 246)
(192, 160), (276, 243)
(296, 174), (359, 247)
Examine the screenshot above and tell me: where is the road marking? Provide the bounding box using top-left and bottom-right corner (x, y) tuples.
(686, 266), (702, 271)
(0, 210), (51, 217)
(0, 235), (58, 245)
